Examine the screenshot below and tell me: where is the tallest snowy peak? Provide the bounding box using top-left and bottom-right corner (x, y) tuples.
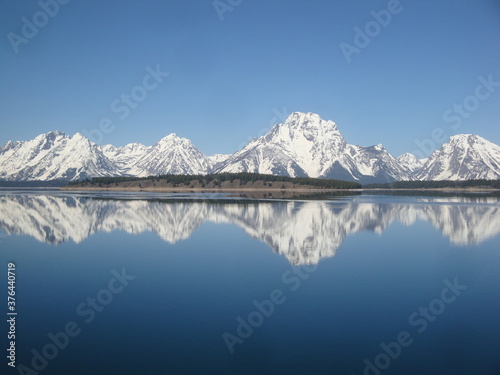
(286, 111), (322, 121)
(445, 134), (498, 152)
(283, 112), (338, 131)
(448, 134), (484, 145)
(265, 112), (343, 145)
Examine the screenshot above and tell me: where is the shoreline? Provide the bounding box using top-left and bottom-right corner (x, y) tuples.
(61, 186), (361, 192)
(59, 186), (500, 193)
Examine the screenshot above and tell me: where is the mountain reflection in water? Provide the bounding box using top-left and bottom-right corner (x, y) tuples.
(0, 192), (499, 265)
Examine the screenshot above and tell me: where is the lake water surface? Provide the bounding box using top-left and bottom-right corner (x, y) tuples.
(1, 190), (499, 375)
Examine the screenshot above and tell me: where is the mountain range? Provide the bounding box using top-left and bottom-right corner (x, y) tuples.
(1, 112), (499, 183)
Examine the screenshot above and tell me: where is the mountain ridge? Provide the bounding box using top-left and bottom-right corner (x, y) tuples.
(1, 112), (499, 182)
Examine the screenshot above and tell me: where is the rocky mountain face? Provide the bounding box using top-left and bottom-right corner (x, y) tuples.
(214, 112), (411, 183)
(123, 133), (212, 177)
(101, 142), (151, 171)
(0, 112), (498, 182)
(416, 134), (500, 181)
(397, 153), (425, 175)
(0, 131), (120, 181)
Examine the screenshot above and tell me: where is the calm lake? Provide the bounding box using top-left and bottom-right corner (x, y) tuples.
(1, 190), (499, 375)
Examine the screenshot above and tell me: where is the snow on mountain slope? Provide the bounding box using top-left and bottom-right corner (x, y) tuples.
(216, 112), (345, 177)
(417, 134), (500, 180)
(346, 144), (413, 183)
(102, 142), (151, 171)
(125, 133), (211, 176)
(216, 112), (411, 183)
(207, 154), (232, 171)
(397, 153), (425, 175)
(0, 131), (120, 181)
(0, 115), (498, 182)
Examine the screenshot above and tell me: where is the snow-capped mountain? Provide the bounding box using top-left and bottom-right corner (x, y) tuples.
(0, 113), (499, 182)
(124, 133), (211, 177)
(207, 154), (232, 170)
(102, 142), (151, 171)
(417, 134), (500, 181)
(397, 153), (425, 175)
(215, 112), (411, 183)
(0, 131), (120, 181)
(347, 143), (412, 183)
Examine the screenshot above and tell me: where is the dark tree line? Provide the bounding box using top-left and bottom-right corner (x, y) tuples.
(69, 172), (362, 189)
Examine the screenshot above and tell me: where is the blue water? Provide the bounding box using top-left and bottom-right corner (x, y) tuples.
(1, 191), (499, 374)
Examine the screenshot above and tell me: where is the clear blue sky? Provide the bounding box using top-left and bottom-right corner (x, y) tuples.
(1, 0), (499, 157)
